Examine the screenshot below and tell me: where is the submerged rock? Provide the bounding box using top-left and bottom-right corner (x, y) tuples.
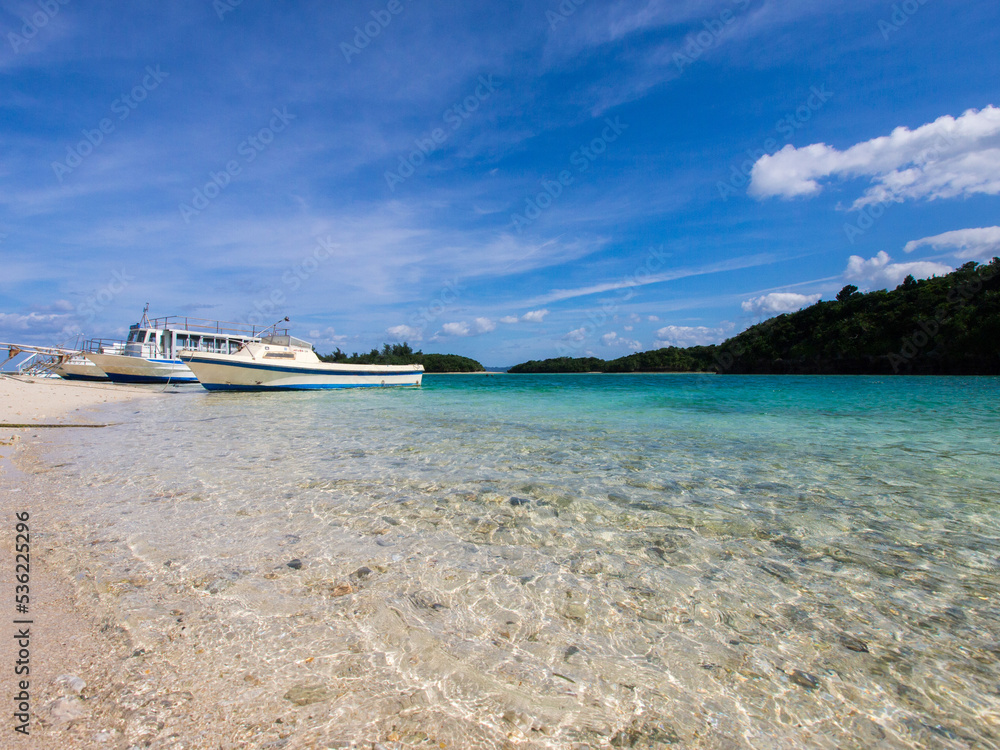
(839, 633), (870, 653)
(788, 669), (821, 690)
(283, 683), (333, 706)
(286, 558), (303, 570)
(610, 720), (680, 746)
(759, 561), (795, 583)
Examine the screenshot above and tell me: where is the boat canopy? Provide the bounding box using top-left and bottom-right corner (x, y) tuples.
(261, 334), (312, 348)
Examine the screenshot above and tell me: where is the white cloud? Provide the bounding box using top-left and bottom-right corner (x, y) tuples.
(473, 317), (496, 333)
(0, 311), (76, 333)
(647, 315), (659, 322)
(521, 309), (549, 322)
(843, 251), (952, 288)
(386, 324), (423, 342)
(308, 327), (348, 346)
(601, 332), (641, 350)
(904, 226), (1000, 260)
(741, 292), (821, 316)
(653, 324), (733, 348)
(499, 315), (519, 324)
(564, 327), (587, 342)
(750, 106), (1000, 208)
(441, 321), (471, 337)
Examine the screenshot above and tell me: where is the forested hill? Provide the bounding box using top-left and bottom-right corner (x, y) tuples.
(508, 348), (717, 374)
(319, 343), (484, 373)
(509, 258), (1000, 375)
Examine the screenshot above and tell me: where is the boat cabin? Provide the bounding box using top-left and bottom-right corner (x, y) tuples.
(124, 315), (270, 360)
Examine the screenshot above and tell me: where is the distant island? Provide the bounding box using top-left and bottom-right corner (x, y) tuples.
(510, 258), (1000, 375)
(319, 342), (485, 373)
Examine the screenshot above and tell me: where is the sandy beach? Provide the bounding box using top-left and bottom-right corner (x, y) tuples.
(0, 374), (163, 426)
(1, 375), (170, 749)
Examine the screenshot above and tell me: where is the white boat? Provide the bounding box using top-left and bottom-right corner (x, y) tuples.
(53, 339), (122, 381)
(179, 334), (424, 390)
(85, 308), (264, 384)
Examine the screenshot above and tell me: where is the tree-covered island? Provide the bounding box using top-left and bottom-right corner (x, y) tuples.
(509, 258), (1000, 375)
(319, 342), (484, 373)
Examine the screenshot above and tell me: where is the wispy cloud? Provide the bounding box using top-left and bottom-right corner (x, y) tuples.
(523, 253), (776, 307)
(904, 226), (1000, 260)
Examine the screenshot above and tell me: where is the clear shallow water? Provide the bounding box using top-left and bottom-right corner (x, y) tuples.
(20, 375), (1000, 748)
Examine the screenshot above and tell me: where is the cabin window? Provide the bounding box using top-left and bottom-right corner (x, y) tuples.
(263, 352), (295, 359)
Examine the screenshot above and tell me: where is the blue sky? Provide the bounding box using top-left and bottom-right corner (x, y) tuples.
(1, 0), (998, 367)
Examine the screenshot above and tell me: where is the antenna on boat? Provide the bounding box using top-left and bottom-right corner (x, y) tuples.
(140, 303), (150, 328)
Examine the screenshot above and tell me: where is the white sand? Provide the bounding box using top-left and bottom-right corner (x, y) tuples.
(0, 374), (162, 425)
(1, 376), (171, 748)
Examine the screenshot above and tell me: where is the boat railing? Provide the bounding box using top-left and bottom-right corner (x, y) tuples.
(141, 315), (288, 339)
(83, 338), (126, 355)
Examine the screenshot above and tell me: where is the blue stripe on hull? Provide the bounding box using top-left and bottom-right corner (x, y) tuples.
(184, 356), (422, 378)
(105, 373), (198, 384)
(60, 374), (109, 382)
(201, 382), (419, 391)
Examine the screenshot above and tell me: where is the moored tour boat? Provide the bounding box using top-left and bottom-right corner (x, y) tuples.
(86, 309), (264, 384)
(179, 334), (423, 390)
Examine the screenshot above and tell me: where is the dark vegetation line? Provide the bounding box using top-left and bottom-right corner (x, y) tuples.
(509, 258), (1000, 375)
(318, 342), (484, 373)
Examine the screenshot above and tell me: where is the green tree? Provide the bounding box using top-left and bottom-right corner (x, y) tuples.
(836, 284), (860, 302)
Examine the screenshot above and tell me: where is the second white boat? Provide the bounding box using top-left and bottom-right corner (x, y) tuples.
(179, 334), (423, 390)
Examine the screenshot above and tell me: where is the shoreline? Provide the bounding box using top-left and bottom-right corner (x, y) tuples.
(0, 375), (164, 426)
(1, 377), (169, 747)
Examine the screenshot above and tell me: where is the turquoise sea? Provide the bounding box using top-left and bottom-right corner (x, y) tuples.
(17, 374), (1000, 748)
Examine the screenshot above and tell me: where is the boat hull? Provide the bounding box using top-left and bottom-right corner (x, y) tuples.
(181, 353), (423, 390)
(55, 359), (109, 381)
(85, 353), (199, 383)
